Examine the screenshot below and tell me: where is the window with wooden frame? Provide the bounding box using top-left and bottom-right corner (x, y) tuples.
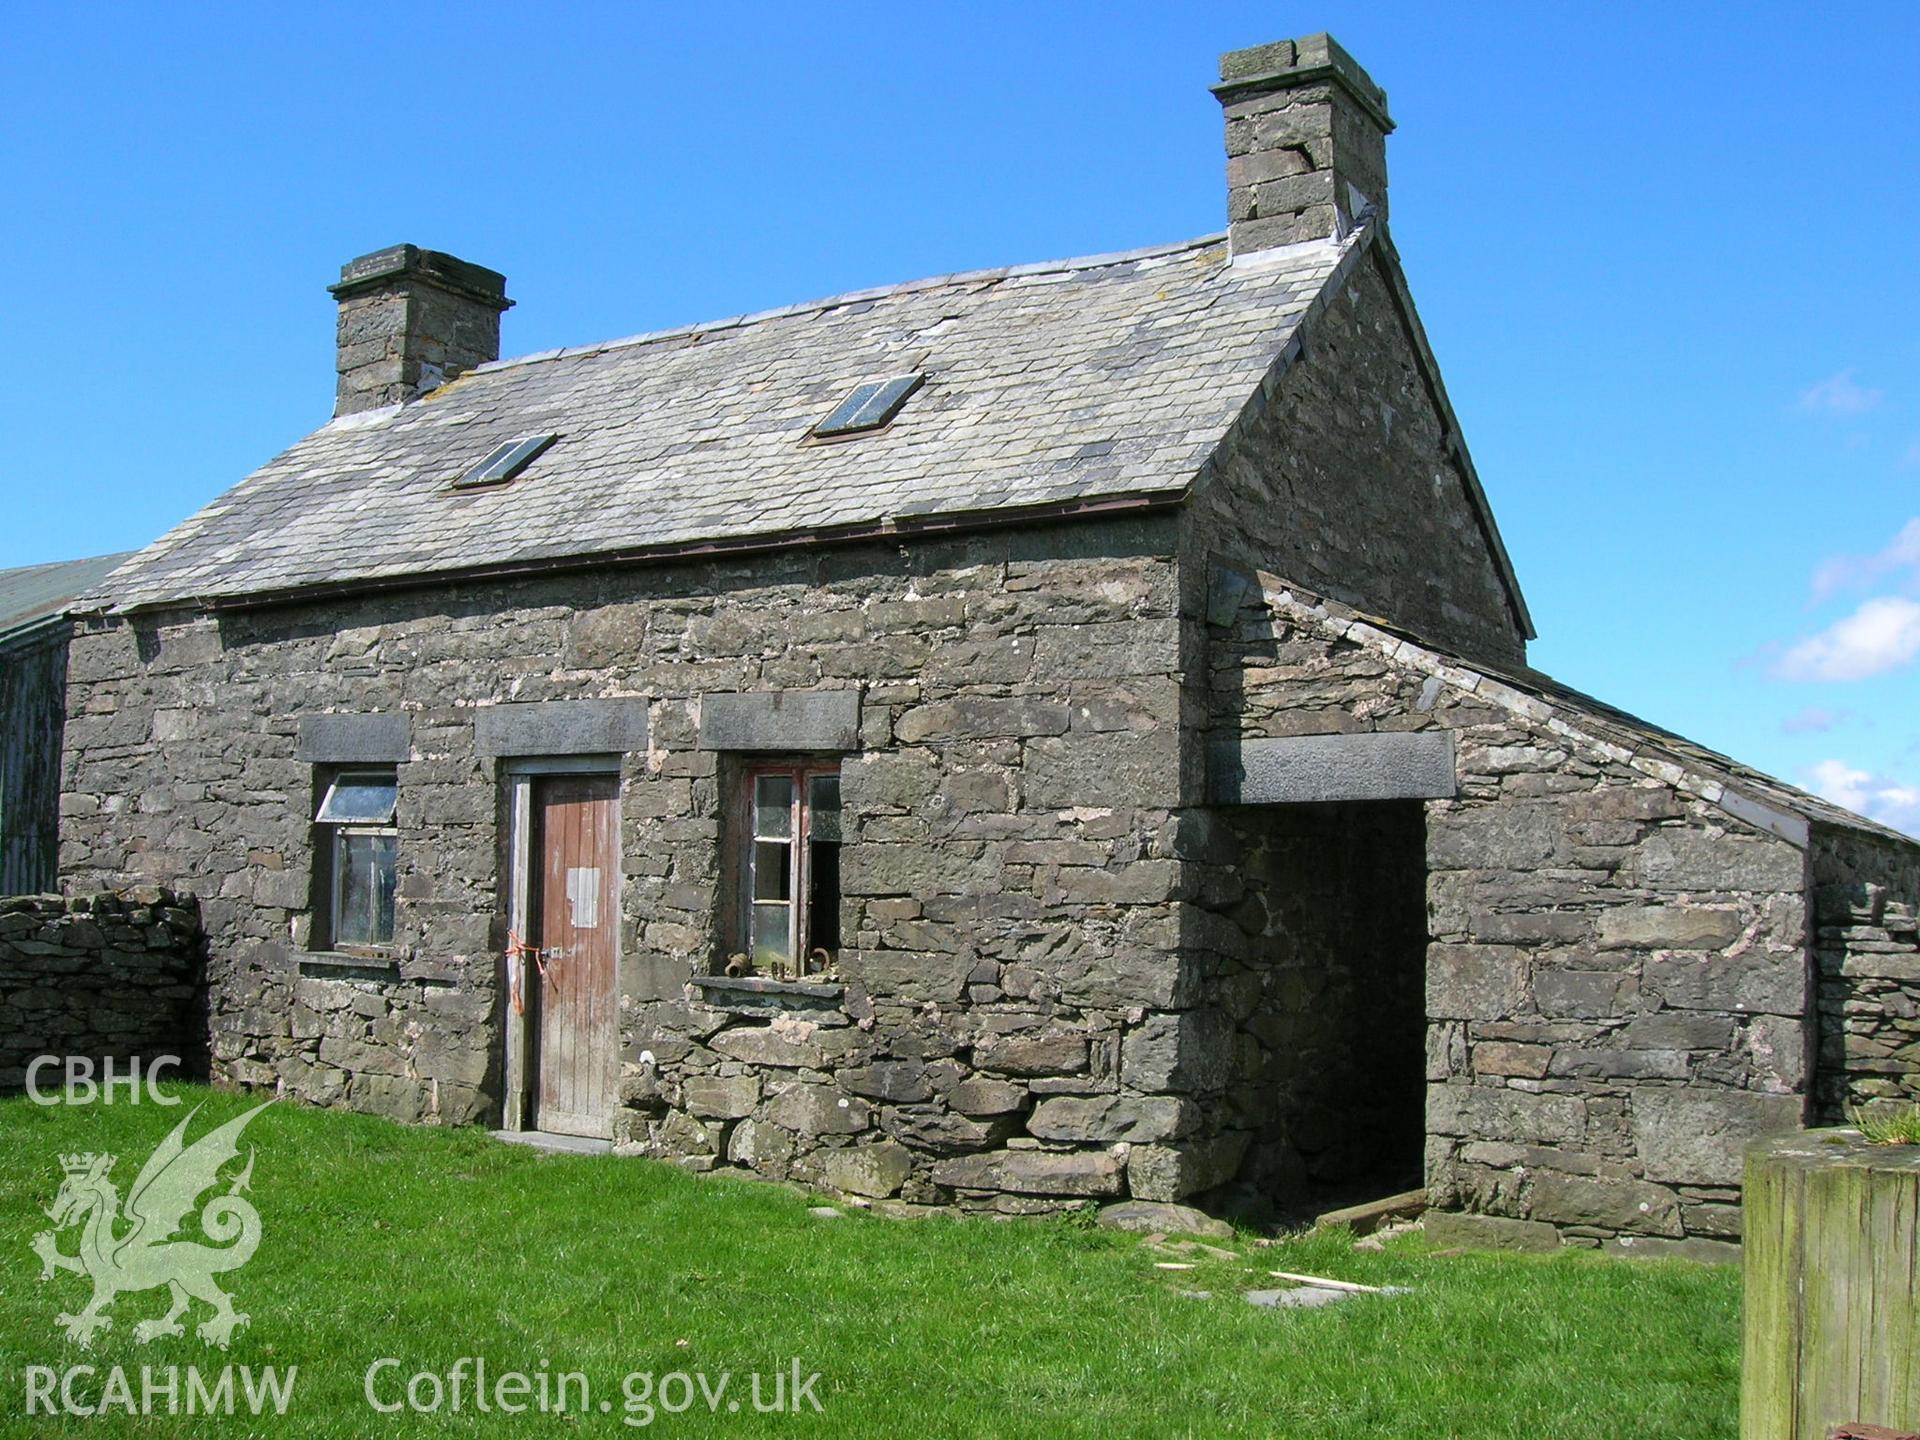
(313, 769), (398, 950)
(738, 762), (841, 979)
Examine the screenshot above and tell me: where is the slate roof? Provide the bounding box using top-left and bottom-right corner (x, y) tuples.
(95, 232), (1371, 612)
(0, 552), (135, 643)
(1258, 576), (1916, 846)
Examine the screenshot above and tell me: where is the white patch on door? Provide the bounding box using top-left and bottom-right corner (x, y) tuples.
(565, 867), (602, 929)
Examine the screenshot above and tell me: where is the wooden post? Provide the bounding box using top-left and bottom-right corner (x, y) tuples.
(1743, 1130), (1920, 1440)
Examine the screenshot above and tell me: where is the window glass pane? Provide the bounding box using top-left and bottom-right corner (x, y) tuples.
(847, 374), (920, 429)
(752, 903), (791, 969)
(814, 374), (923, 437)
(753, 774), (793, 840)
(809, 772), (841, 843)
(453, 433), (557, 490)
(335, 831), (397, 946)
(753, 841), (791, 901)
(317, 775), (397, 825)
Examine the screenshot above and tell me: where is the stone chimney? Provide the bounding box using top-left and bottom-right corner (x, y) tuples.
(328, 245), (512, 416)
(1212, 34), (1394, 257)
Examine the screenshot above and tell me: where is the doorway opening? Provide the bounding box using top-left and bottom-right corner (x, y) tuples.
(1228, 799), (1428, 1209)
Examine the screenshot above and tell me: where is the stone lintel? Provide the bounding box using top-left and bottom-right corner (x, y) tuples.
(698, 690), (861, 753)
(1212, 730), (1456, 805)
(296, 711), (410, 764)
(474, 698), (649, 758)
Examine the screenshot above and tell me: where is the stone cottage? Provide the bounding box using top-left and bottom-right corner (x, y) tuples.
(58, 35), (1920, 1250)
(1, 551), (134, 893)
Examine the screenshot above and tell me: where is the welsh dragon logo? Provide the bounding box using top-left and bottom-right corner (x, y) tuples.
(31, 1102), (270, 1349)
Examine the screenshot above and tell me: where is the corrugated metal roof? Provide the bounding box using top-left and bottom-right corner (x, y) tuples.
(0, 552), (135, 642)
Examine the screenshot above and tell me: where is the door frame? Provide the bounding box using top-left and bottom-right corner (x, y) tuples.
(501, 754), (622, 1134)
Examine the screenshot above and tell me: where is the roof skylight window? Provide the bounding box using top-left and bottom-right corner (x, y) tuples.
(812, 374), (923, 438)
(453, 434), (557, 489)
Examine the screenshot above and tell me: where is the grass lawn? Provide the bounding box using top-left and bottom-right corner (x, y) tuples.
(0, 1087), (1739, 1438)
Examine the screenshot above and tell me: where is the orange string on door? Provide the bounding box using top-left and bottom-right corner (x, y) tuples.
(505, 930), (554, 1014)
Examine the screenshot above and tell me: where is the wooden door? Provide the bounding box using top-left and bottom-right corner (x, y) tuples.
(532, 773), (619, 1138)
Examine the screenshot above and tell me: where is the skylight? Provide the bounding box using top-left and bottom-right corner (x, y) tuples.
(812, 374), (923, 438)
(453, 434), (557, 489)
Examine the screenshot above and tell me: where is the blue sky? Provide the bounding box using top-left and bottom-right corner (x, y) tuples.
(5, 2), (1917, 830)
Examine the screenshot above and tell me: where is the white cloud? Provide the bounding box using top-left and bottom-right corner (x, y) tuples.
(1808, 759), (1920, 835)
(1810, 516), (1920, 601)
(1781, 706), (1847, 735)
(1798, 369), (1884, 417)
(1774, 595), (1920, 681)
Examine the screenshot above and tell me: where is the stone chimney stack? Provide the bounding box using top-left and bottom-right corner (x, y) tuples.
(1212, 34), (1394, 257)
(328, 245), (512, 416)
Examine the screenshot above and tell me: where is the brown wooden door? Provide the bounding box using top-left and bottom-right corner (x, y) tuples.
(532, 773), (619, 1138)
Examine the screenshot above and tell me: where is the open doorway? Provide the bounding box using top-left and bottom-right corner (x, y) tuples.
(1228, 799), (1428, 1209)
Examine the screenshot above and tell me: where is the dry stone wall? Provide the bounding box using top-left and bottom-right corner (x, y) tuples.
(1206, 572), (1811, 1252)
(0, 889), (203, 1090)
(1811, 826), (1920, 1120)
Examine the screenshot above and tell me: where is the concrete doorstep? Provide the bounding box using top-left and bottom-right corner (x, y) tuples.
(491, 1129), (612, 1157)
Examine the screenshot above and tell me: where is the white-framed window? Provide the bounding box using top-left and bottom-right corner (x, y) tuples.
(741, 762), (841, 978)
(314, 770), (398, 949)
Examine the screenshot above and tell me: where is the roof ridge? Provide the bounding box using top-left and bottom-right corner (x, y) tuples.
(467, 232), (1239, 379)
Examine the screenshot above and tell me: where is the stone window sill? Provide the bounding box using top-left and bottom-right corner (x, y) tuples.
(297, 949), (401, 975)
(691, 975), (844, 1002)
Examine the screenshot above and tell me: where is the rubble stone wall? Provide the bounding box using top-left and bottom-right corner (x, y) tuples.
(1206, 574), (1811, 1252)
(0, 889), (203, 1091)
(61, 518), (1211, 1209)
(1183, 248), (1528, 671)
(1811, 825), (1920, 1120)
